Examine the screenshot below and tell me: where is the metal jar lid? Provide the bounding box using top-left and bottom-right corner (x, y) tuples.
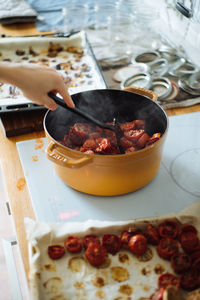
(158, 45), (181, 62)
(169, 60), (198, 77)
(112, 63), (149, 83)
(121, 72), (152, 90)
(149, 58), (169, 77)
(133, 51), (160, 64)
(150, 77), (172, 101)
(178, 74), (200, 96)
(163, 80), (180, 102)
(188, 71), (200, 90)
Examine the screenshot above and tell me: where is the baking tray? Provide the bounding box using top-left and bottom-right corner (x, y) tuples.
(0, 31), (107, 115)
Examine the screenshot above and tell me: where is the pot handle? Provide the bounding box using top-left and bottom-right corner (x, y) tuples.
(122, 86), (157, 101)
(46, 141), (93, 168)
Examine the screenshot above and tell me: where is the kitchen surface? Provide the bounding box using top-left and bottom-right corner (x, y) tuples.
(1, 0), (200, 299)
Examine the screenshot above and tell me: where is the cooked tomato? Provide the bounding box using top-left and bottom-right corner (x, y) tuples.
(120, 226), (141, 249)
(119, 120), (136, 132)
(145, 134), (161, 147)
(145, 223), (160, 245)
(82, 138), (97, 150)
(95, 138), (112, 154)
(121, 230), (133, 249)
(83, 235), (100, 249)
(134, 119), (146, 129)
(85, 242), (107, 266)
(127, 226), (141, 235)
(149, 288), (165, 300)
(171, 252), (191, 273)
(65, 235), (82, 253)
(158, 273), (180, 289)
(157, 238), (179, 260)
(48, 245), (65, 260)
(69, 123), (91, 146)
(136, 132), (150, 149)
(178, 224), (198, 241)
(158, 220), (179, 239)
(180, 232), (200, 253)
(102, 234), (121, 255)
(120, 137), (134, 150)
(124, 129), (144, 142)
(152, 133), (161, 139)
(128, 234), (147, 255)
(180, 269), (200, 291)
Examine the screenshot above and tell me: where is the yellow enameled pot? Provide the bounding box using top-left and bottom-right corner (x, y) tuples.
(44, 87), (168, 196)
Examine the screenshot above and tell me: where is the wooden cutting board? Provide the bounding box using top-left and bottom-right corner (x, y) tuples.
(0, 109), (47, 137)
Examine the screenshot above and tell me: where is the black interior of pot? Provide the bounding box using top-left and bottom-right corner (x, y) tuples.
(44, 89), (168, 141)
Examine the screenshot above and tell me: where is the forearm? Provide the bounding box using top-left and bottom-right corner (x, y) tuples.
(0, 62), (74, 110)
(0, 62), (22, 87)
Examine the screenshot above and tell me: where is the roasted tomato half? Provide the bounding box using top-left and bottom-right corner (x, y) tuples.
(85, 242), (107, 266)
(48, 245), (65, 260)
(102, 234), (121, 255)
(157, 238), (179, 260)
(180, 269), (200, 291)
(158, 273), (180, 289)
(171, 252), (191, 273)
(128, 234), (147, 256)
(83, 235), (100, 249)
(178, 224), (198, 241)
(144, 223), (160, 245)
(158, 220), (179, 239)
(180, 232), (200, 253)
(120, 226), (141, 249)
(65, 235), (82, 253)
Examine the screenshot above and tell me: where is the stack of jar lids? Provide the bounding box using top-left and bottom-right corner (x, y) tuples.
(178, 72), (200, 96)
(116, 46), (200, 102)
(121, 74), (179, 101)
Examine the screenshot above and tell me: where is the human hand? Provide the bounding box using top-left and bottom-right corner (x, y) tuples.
(3, 63), (75, 110)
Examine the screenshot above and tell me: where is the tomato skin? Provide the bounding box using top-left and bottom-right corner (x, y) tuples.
(180, 269), (200, 291)
(150, 288), (165, 300)
(83, 235), (100, 249)
(158, 220), (179, 239)
(102, 234), (121, 255)
(48, 245), (65, 260)
(128, 234), (147, 256)
(171, 252), (191, 273)
(65, 235), (82, 253)
(157, 238), (179, 260)
(145, 224), (160, 245)
(85, 242), (107, 266)
(158, 273), (181, 289)
(180, 232), (200, 253)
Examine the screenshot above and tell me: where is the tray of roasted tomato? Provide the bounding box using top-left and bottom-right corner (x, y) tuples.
(26, 202), (200, 300)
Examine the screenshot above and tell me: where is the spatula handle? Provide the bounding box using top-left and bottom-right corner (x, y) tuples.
(48, 92), (114, 131)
